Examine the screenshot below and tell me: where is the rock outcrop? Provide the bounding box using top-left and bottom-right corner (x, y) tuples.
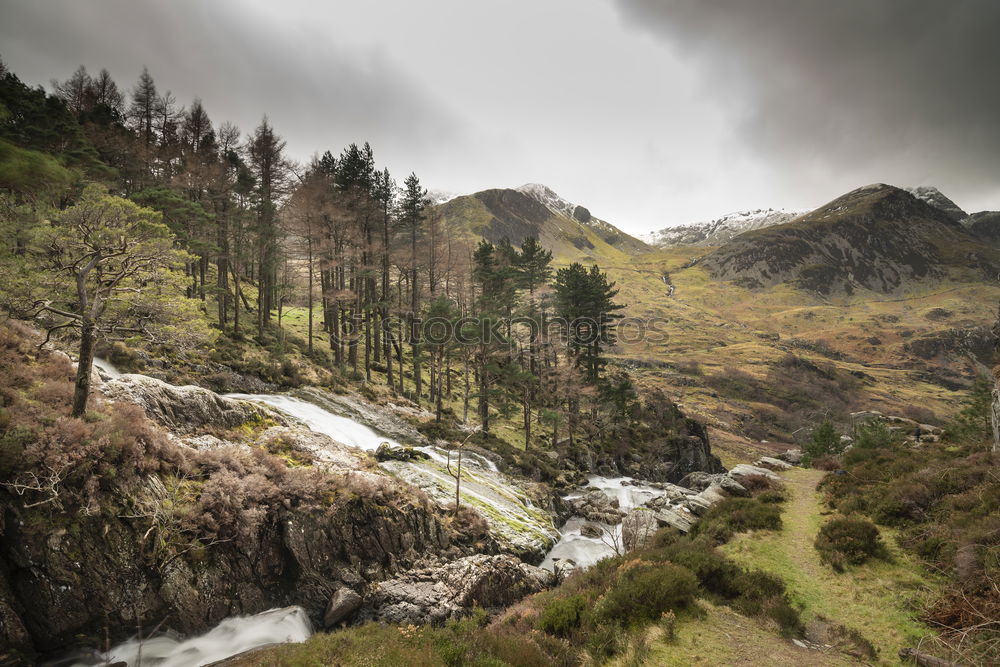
(567, 489), (624, 524)
(0, 376), (487, 661)
(623, 416), (725, 483)
(101, 374), (280, 432)
(357, 555), (554, 625)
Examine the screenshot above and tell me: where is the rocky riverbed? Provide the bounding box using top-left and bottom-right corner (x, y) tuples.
(1, 356), (733, 665)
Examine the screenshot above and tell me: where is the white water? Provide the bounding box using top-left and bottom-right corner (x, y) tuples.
(74, 606), (311, 667)
(226, 393), (402, 452)
(93, 357), (122, 378)
(572, 476), (666, 511)
(541, 476), (670, 572)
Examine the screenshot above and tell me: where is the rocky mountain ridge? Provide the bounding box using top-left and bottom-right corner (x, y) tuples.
(643, 207), (811, 248)
(434, 184), (650, 258)
(699, 183), (1000, 295)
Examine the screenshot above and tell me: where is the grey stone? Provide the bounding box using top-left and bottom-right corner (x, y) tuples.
(729, 463), (781, 480)
(756, 456), (792, 471)
(323, 587), (362, 627)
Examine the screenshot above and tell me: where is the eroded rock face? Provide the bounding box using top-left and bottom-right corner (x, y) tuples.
(624, 418), (725, 483)
(358, 555), (554, 625)
(101, 374), (280, 432)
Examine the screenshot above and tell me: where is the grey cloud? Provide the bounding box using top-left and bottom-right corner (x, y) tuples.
(0, 1), (464, 164)
(614, 0), (1000, 210)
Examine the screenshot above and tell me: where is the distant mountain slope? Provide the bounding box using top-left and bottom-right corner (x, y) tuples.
(434, 184), (649, 259)
(642, 208), (811, 248)
(699, 183), (1000, 295)
(905, 186), (968, 223)
(964, 210), (1000, 243)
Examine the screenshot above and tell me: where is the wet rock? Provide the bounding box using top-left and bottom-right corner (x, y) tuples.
(580, 522), (603, 538)
(622, 509), (658, 551)
(257, 426), (369, 472)
(623, 419), (725, 483)
(101, 374), (281, 432)
(358, 555), (554, 625)
(569, 489), (625, 524)
(323, 587), (363, 628)
(375, 443), (429, 463)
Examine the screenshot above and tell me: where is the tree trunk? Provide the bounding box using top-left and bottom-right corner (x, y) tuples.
(72, 321), (96, 417)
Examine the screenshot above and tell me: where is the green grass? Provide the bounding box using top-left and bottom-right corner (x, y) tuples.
(719, 468), (939, 662)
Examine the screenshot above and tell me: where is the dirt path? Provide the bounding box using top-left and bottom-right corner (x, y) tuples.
(722, 468), (938, 665)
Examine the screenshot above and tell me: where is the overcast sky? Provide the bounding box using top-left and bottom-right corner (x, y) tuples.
(2, 0), (998, 233)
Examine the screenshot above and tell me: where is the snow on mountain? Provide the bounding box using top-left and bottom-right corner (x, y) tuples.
(514, 183), (651, 253)
(642, 208), (811, 248)
(427, 189), (462, 205)
(904, 186), (968, 223)
(515, 183), (580, 219)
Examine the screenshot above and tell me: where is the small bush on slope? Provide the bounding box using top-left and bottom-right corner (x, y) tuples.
(814, 515), (889, 571)
(818, 403), (1000, 664)
(694, 497), (783, 543)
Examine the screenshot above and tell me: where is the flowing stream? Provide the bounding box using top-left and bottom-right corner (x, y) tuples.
(86, 359), (672, 664)
(70, 606), (311, 667)
(224, 392), (402, 451)
(540, 476), (671, 572)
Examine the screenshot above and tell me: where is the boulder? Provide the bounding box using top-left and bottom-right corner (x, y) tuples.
(323, 587), (363, 628)
(729, 463), (781, 480)
(622, 509), (658, 551)
(679, 472), (748, 497)
(779, 448), (803, 465)
(684, 484), (728, 516)
(375, 443), (429, 463)
(569, 489), (625, 525)
(649, 507), (695, 533)
(358, 555), (554, 625)
(756, 456), (792, 471)
(580, 522), (603, 538)
(101, 374), (280, 432)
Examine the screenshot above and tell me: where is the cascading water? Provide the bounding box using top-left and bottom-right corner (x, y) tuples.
(69, 606), (311, 667)
(93, 357), (122, 378)
(540, 476), (671, 572)
(225, 392), (402, 451)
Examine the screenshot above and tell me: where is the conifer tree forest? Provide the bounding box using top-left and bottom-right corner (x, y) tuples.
(0, 59), (651, 452)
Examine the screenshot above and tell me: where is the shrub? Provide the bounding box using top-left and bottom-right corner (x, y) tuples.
(695, 498), (783, 543)
(536, 595), (586, 637)
(815, 516), (889, 571)
(595, 561), (698, 626)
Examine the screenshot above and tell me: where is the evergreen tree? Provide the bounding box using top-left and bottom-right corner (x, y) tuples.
(552, 262), (624, 383)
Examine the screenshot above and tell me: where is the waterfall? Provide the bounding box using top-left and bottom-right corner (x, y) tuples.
(71, 606), (311, 667)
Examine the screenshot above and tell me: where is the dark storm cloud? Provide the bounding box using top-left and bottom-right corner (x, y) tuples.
(0, 1), (462, 162)
(613, 0), (1000, 208)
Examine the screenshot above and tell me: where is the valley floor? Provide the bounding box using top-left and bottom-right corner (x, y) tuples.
(643, 468), (939, 666)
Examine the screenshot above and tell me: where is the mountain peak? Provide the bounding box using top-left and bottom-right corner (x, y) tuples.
(904, 186), (968, 222)
(515, 183), (579, 219)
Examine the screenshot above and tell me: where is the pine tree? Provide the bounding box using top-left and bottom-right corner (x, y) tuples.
(553, 262), (624, 383)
